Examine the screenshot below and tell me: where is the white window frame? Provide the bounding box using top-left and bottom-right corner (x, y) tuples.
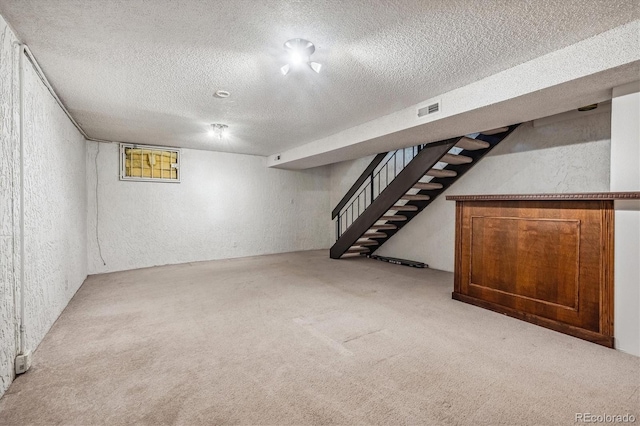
(119, 143), (181, 183)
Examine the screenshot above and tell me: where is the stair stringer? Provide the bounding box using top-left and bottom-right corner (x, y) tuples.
(329, 138), (460, 259)
(369, 124), (521, 254)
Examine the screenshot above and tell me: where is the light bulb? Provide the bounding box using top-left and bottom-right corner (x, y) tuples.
(281, 38), (320, 77)
(290, 51), (304, 65)
(310, 62), (322, 73)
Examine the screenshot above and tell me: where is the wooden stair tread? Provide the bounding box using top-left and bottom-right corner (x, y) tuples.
(380, 215), (407, 221)
(389, 205), (418, 211)
(363, 232), (387, 238)
(414, 182), (443, 190)
(368, 224), (397, 230)
(346, 246), (369, 253)
(425, 168), (457, 178)
(455, 137), (490, 151)
(400, 194), (431, 201)
(356, 239), (379, 246)
(441, 153), (472, 165)
(480, 127), (509, 135)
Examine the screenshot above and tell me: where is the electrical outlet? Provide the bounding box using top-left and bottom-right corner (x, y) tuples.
(15, 351), (32, 375)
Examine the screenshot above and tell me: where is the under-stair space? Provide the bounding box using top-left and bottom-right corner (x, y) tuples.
(330, 125), (519, 259)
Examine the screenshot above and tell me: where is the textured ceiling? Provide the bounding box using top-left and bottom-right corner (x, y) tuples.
(0, 0), (637, 156)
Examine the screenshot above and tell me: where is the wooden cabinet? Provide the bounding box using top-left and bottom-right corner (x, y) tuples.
(447, 192), (640, 347)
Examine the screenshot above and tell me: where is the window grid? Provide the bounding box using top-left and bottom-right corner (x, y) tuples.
(119, 144), (181, 183)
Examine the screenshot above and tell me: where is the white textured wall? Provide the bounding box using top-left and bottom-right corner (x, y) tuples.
(360, 112), (611, 272)
(0, 15), (87, 398)
(0, 17), (20, 397)
(22, 60), (88, 353)
(87, 142), (330, 274)
(611, 82), (640, 356)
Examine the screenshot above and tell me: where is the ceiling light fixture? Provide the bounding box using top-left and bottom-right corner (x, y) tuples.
(209, 124), (228, 139)
(281, 38), (322, 75)
(214, 90), (230, 98)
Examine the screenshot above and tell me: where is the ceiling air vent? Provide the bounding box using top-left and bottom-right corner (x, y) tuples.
(418, 101), (441, 118)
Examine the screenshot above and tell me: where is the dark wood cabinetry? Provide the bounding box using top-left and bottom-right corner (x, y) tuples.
(447, 192), (640, 347)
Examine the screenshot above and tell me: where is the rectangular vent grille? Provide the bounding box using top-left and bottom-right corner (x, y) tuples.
(418, 101), (440, 118)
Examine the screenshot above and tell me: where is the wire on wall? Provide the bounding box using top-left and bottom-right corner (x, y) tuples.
(95, 143), (106, 266)
(10, 37), (23, 358)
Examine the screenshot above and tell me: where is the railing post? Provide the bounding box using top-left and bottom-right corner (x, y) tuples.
(369, 173), (374, 205)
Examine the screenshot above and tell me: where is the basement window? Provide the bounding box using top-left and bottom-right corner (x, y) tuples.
(120, 144), (181, 182)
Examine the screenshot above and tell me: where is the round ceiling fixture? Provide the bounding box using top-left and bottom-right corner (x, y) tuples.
(214, 90), (231, 98)
(281, 38), (322, 75)
(208, 123), (228, 139)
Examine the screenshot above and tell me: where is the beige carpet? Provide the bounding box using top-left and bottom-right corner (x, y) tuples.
(0, 250), (638, 425)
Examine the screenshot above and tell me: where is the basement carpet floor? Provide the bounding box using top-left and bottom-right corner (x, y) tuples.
(0, 250), (638, 426)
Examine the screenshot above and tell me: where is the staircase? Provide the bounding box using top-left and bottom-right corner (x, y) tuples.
(330, 125), (520, 259)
